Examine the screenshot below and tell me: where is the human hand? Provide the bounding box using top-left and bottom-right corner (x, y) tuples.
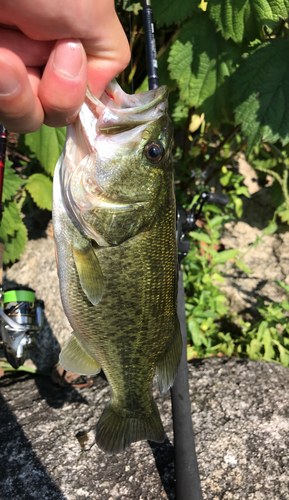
(0, 0), (130, 133)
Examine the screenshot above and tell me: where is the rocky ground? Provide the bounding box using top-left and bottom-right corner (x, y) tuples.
(0, 169), (289, 499)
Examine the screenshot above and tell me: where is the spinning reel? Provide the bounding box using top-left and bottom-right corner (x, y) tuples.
(0, 287), (44, 369)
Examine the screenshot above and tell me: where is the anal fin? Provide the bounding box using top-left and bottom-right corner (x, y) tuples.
(156, 320), (182, 394)
(59, 333), (101, 375)
(72, 238), (103, 305)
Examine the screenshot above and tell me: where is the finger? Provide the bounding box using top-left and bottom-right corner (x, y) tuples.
(86, 16), (131, 98)
(0, 27), (54, 66)
(38, 39), (87, 128)
(0, 49), (44, 133)
(2, 0), (130, 98)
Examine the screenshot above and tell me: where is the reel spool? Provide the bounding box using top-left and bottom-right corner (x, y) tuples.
(0, 287), (44, 369)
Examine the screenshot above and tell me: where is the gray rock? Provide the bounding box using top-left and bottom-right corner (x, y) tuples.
(1, 357), (289, 499)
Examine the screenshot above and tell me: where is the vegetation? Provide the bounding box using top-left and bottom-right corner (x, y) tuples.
(3, 0), (289, 364)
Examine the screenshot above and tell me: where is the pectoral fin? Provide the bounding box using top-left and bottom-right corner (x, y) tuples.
(59, 333), (101, 375)
(73, 239), (103, 305)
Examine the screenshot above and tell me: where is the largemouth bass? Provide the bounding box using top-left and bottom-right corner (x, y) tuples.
(52, 80), (182, 454)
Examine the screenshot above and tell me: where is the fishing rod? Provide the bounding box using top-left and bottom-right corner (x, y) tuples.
(0, 125), (7, 223)
(142, 2), (203, 499)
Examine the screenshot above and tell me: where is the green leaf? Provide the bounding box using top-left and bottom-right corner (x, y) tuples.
(257, 320), (268, 339)
(168, 12), (242, 124)
(278, 345), (289, 367)
(0, 201), (28, 264)
(233, 39), (289, 153)
(212, 272), (226, 283)
(247, 338), (262, 358)
(263, 329), (275, 359)
(0, 200), (22, 237)
(188, 319), (203, 346)
(220, 170), (232, 186)
(2, 221), (28, 265)
(233, 195), (243, 218)
(235, 260), (253, 274)
(213, 248), (240, 263)
(25, 125), (66, 176)
(151, 0), (199, 27)
(263, 220), (278, 235)
(278, 208), (289, 222)
(3, 160), (24, 202)
(189, 231), (212, 244)
(274, 280), (289, 293)
(208, 0), (289, 44)
(26, 173), (53, 211)
(187, 346), (198, 360)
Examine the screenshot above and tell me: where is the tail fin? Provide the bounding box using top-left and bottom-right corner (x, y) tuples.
(95, 399), (164, 454)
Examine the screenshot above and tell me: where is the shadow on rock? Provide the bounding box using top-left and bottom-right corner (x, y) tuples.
(0, 390), (67, 500)
(148, 436), (175, 500)
(34, 373), (89, 410)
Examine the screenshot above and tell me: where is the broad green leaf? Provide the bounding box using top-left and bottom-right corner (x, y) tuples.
(247, 338), (262, 358)
(213, 248), (240, 263)
(220, 170), (232, 186)
(26, 173), (53, 211)
(257, 320), (268, 340)
(278, 208), (289, 222)
(263, 220), (278, 235)
(235, 186), (250, 197)
(168, 12), (242, 124)
(188, 319), (203, 346)
(189, 231), (211, 244)
(233, 195), (243, 218)
(208, 0), (289, 44)
(0, 201), (28, 264)
(252, 157), (278, 170)
(212, 272), (226, 283)
(281, 300), (289, 311)
(3, 160), (24, 202)
(278, 345), (289, 367)
(215, 294), (227, 302)
(233, 39), (289, 153)
(187, 346), (198, 360)
(25, 125), (66, 176)
(274, 280), (289, 293)
(151, 0), (199, 27)
(263, 329), (275, 359)
(2, 221), (28, 265)
(0, 200), (23, 237)
(235, 260), (253, 274)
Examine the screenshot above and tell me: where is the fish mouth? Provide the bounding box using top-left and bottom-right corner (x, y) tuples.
(83, 80), (168, 136)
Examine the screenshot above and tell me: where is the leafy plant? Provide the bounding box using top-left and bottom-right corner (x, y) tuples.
(23, 125), (66, 211)
(0, 159), (27, 264)
(184, 204), (250, 359)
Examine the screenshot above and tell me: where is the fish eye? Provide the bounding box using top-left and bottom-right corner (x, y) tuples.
(144, 140), (164, 164)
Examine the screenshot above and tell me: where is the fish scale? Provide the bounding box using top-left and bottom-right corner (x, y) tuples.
(53, 80), (182, 453)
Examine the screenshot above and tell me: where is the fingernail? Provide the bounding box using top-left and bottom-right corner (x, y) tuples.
(53, 40), (83, 79)
(0, 67), (20, 96)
